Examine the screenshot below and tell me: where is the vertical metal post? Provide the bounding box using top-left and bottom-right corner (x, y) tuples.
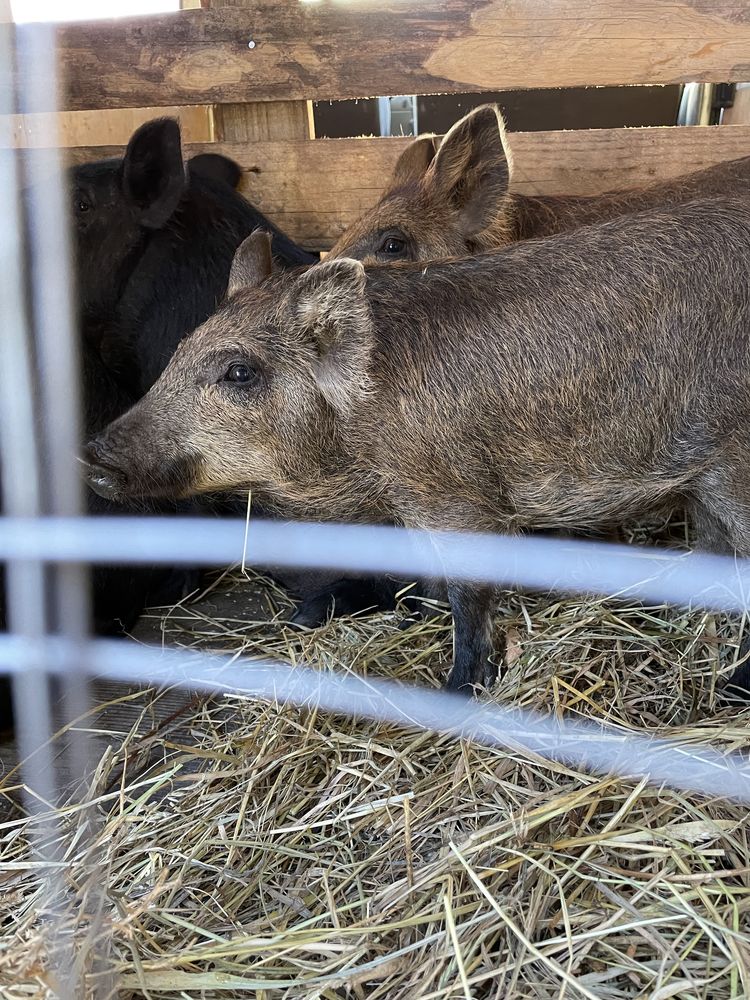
(0, 17), (58, 817)
(15, 19), (92, 784)
(0, 17), (98, 1000)
(377, 95), (418, 137)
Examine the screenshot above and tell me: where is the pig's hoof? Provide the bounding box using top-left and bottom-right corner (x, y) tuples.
(719, 634), (750, 701)
(482, 659), (499, 689)
(444, 659), (497, 696)
(443, 669), (476, 697)
(397, 616), (419, 633)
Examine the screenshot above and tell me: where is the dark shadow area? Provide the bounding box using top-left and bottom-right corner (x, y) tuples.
(314, 85), (683, 138)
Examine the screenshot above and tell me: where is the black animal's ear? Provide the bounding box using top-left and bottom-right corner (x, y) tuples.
(188, 153), (242, 190)
(292, 258), (373, 412)
(227, 230), (273, 296)
(121, 118), (186, 229)
(391, 134), (439, 186)
(426, 104), (511, 237)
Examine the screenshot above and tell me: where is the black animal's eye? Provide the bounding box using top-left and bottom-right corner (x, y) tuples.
(223, 362), (258, 385)
(76, 198), (90, 214)
(380, 236), (406, 256)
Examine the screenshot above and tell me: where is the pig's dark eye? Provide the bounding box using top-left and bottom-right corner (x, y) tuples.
(223, 362), (258, 385)
(379, 235), (406, 256)
(76, 198), (91, 214)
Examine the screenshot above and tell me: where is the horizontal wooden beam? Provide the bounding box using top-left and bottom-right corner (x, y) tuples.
(35, 124), (750, 250)
(14, 2), (750, 113)
(7, 105), (213, 148)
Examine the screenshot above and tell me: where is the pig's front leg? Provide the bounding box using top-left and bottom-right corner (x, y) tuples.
(445, 581), (499, 693)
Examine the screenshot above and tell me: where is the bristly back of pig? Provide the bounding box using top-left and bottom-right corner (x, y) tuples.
(334, 199), (750, 544)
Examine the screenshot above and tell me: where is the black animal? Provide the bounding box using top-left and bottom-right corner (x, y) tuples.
(73, 117), (316, 395)
(1, 119), (320, 733)
(8, 117), (317, 636)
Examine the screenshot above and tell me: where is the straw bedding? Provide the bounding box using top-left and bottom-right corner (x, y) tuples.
(1, 519), (750, 999)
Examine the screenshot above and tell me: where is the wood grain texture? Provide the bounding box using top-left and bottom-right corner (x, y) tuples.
(38, 124), (750, 249)
(722, 83), (750, 124)
(15, 1), (750, 113)
(213, 99), (313, 141)
(5, 104), (213, 148)
(206, 0), (314, 142)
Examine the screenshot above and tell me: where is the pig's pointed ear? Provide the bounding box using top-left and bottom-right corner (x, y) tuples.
(293, 259), (373, 412)
(122, 118), (186, 229)
(391, 134), (439, 185)
(426, 104), (511, 238)
(227, 230), (273, 297)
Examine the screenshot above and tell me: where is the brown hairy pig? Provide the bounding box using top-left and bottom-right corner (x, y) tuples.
(84, 196), (750, 692)
(330, 103), (750, 263)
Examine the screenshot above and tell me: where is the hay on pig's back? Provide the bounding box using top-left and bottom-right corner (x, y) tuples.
(2, 536), (750, 999)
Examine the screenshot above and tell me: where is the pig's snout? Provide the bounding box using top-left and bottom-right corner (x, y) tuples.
(81, 439), (130, 502)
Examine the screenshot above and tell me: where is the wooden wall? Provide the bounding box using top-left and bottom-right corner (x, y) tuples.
(50, 125), (750, 251)
(9, 105), (213, 147)
(27, 2), (750, 111)
(6, 0), (750, 249)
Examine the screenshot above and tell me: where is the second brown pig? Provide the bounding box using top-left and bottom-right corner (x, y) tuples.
(330, 103), (750, 263)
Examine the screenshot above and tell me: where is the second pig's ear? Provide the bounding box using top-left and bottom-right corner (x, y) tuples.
(291, 258), (374, 412)
(390, 134), (439, 186)
(226, 230), (273, 297)
(426, 104), (511, 238)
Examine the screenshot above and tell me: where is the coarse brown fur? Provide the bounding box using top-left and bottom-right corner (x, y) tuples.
(85, 197), (750, 691)
(330, 104), (750, 263)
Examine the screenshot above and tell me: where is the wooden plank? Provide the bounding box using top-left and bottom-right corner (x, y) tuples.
(37, 124), (750, 250)
(213, 99), (314, 142)
(15, 2), (750, 113)
(6, 104), (214, 148)
(723, 83), (750, 124)
(205, 0), (314, 143)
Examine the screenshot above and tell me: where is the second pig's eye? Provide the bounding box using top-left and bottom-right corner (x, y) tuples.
(223, 362), (259, 385)
(380, 235), (406, 256)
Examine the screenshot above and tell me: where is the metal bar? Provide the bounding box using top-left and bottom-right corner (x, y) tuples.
(15, 18), (92, 782)
(0, 17), (58, 806)
(1, 21), (99, 1000)
(0, 517), (747, 614)
(1, 636), (749, 806)
(677, 82), (716, 126)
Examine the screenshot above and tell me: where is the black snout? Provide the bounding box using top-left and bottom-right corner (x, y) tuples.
(81, 442), (129, 502)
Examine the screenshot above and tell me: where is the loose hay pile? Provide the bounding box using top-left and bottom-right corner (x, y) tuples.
(2, 529), (750, 998)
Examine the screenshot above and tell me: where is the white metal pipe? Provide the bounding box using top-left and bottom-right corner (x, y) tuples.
(15, 18), (92, 781)
(0, 19), (58, 801)
(0, 516), (747, 613)
(1, 635), (748, 805)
